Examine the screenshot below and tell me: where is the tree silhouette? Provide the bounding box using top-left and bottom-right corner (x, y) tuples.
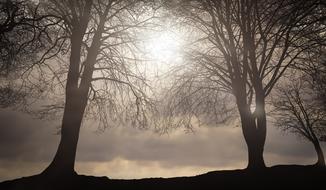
(272, 75), (326, 167)
(163, 0), (322, 170)
(3, 0), (157, 177)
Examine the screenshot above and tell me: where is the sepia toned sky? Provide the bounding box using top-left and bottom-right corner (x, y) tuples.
(0, 108), (325, 181)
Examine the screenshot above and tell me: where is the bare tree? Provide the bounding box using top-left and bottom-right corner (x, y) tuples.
(163, 0), (322, 170)
(5, 0), (157, 177)
(272, 75), (326, 167)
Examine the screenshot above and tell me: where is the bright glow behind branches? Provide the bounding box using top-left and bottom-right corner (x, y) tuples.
(142, 27), (184, 75)
(146, 31), (181, 62)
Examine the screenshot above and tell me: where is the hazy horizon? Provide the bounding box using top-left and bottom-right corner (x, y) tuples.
(1, 108), (324, 181)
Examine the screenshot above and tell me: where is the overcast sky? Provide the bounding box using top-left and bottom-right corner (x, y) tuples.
(0, 108), (325, 181)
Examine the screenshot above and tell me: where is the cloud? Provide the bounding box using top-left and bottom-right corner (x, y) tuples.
(75, 159), (221, 179)
(76, 124), (248, 168)
(0, 160), (48, 181)
(0, 109), (59, 162)
(0, 109), (325, 181)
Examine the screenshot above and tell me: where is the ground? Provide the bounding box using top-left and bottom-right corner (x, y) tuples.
(0, 165), (325, 189)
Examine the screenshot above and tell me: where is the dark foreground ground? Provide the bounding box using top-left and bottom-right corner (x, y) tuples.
(0, 165), (325, 190)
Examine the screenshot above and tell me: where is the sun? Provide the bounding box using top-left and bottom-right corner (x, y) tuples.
(144, 30), (182, 64)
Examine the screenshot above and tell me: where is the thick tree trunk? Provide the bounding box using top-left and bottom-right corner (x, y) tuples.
(236, 90), (267, 170)
(240, 114), (266, 170)
(40, 1), (93, 178)
(42, 91), (87, 177)
(313, 140), (325, 167)
(246, 126), (266, 170)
